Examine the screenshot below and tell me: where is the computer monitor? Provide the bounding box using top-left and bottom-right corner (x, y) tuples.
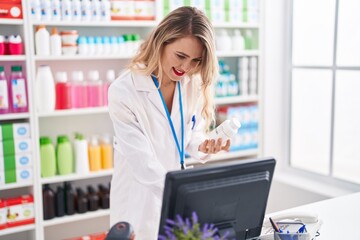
(158, 157), (276, 239)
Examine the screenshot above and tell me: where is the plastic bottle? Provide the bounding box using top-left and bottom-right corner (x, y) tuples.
(227, 74), (239, 96)
(35, 25), (50, 56)
(0, 35), (4, 55)
(232, 29), (245, 51)
(91, 0), (101, 21)
(39, 136), (56, 177)
(9, 65), (28, 113)
(43, 184), (56, 220)
(0, 66), (10, 114)
(61, 0), (72, 21)
(76, 188), (88, 213)
(72, 0), (82, 21)
(87, 186), (99, 211)
(100, 0), (111, 21)
(40, 0), (52, 21)
(244, 30), (253, 49)
(88, 136), (101, 171)
(30, 0), (42, 21)
(94, 36), (103, 55)
(50, 28), (61, 56)
(78, 36), (88, 55)
(71, 71), (88, 108)
(55, 186), (65, 217)
(98, 184), (109, 209)
(81, 0), (92, 21)
(36, 65), (56, 112)
(208, 118), (241, 144)
(239, 57), (249, 96)
(103, 69), (115, 106)
(100, 135), (113, 169)
(8, 35), (23, 55)
(55, 71), (72, 109)
(4, 36), (9, 55)
(87, 36), (96, 55)
(87, 70), (103, 107)
(56, 135), (74, 175)
(109, 36), (118, 55)
(216, 29), (232, 52)
(74, 133), (89, 174)
(50, 0), (61, 21)
(64, 182), (76, 215)
(102, 36), (111, 55)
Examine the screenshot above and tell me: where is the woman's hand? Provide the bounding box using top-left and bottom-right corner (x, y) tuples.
(198, 138), (231, 154)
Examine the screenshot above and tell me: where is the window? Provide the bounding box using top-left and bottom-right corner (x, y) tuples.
(289, 0), (360, 184)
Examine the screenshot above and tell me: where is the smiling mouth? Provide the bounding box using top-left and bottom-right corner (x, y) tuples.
(172, 67), (185, 76)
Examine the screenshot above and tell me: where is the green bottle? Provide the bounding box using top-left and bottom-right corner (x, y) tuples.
(40, 137), (56, 178)
(56, 135), (73, 175)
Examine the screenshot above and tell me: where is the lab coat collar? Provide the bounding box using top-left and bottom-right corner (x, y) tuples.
(131, 71), (189, 120)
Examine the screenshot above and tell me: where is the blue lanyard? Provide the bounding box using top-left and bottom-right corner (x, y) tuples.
(151, 75), (185, 170)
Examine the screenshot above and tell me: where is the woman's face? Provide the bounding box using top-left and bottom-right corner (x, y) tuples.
(160, 36), (204, 83)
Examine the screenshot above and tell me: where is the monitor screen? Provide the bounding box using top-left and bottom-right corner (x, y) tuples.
(158, 157), (276, 239)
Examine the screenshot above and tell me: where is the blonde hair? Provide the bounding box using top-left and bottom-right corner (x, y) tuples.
(129, 6), (218, 131)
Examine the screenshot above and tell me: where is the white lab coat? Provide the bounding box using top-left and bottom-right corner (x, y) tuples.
(108, 68), (209, 240)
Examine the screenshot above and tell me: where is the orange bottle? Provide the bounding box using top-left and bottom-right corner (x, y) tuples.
(100, 135), (113, 169)
(88, 136), (101, 171)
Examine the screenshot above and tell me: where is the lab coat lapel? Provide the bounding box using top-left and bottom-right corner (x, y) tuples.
(132, 72), (167, 120)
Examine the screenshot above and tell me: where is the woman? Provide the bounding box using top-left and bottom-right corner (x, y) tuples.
(108, 6), (231, 239)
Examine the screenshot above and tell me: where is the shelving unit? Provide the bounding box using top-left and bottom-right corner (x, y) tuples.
(43, 209), (110, 227)
(0, 224), (35, 237)
(41, 169), (113, 184)
(0, 1), (263, 239)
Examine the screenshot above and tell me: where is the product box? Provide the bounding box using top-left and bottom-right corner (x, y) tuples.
(0, 153), (32, 171)
(0, 0), (23, 19)
(0, 123), (31, 141)
(0, 199), (6, 230)
(4, 167), (32, 184)
(5, 195), (35, 228)
(111, 0), (135, 20)
(134, 0), (156, 20)
(0, 138), (32, 157)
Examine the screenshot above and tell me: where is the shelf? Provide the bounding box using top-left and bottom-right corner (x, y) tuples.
(31, 20), (157, 27)
(43, 209), (110, 227)
(0, 224), (35, 237)
(0, 19), (24, 25)
(187, 149), (259, 165)
(0, 182), (33, 191)
(37, 107), (108, 117)
(34, 55), (133, 61)
(0, 55), (26, 61)
(0, 113), (30, 121)
(215, 95), (258, 105)
(216, 50), (259, 57)
(41, 169), (113, 184)
(213, 22), (259, 28)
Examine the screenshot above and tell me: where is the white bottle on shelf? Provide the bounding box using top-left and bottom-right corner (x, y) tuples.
(40, 0), (52, 21)
(81, 0), (92, 21)
(72, 0), (82, 21)
(216, 29), (232, 52)
(35, 65), (55, 112)
(100, 0), (111, 21)
(232, 29), (245, 51)
(239, 57), (249, 96)
(50, 27), (61, 56)
(35, 25), (50, 56)
(91, 0), (101, 21)
(30, 0), (42, 21)
(50, 0), (61, 21)
(61, 0), (72, 21)
(208, 118), (241, 143)
(74, 133), (90, 174)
